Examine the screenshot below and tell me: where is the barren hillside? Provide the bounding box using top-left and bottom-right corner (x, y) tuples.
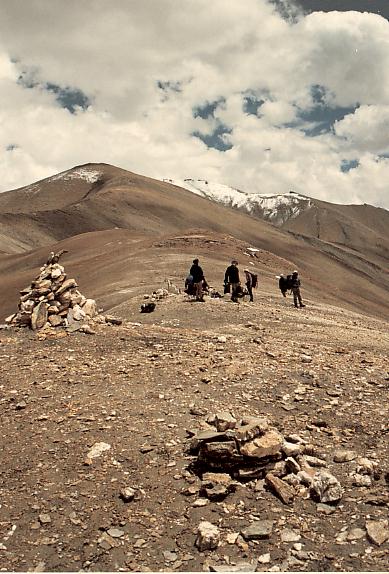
(0, 164), (388, 322)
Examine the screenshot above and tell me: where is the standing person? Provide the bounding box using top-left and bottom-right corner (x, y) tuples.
(224, 260), (240, 302)
(244, 269), (254, 302)
(291, 270), (305, 308)
(189, 259), (205, 302)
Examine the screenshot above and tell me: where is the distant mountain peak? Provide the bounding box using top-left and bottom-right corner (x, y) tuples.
(163, 178), (312, 226)
(51, 166), (102, 184)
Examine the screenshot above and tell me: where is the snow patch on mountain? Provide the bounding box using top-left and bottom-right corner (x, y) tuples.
(51, 167), (101, 184)
(164, 178), (312, 225)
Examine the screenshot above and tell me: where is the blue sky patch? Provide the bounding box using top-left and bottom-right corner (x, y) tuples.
(193, 98), (226, 120)
(243, 95), (265, 116)
(192, 123), (232, 151)
(45, 83), (90, 113)
(341, 159), (359, 172)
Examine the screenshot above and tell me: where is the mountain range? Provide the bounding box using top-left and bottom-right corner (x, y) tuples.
(0, 163), (388, 321)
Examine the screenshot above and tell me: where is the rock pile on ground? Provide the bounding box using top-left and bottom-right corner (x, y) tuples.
(188, 412), (344, 505)
(5, 251), (101, 333)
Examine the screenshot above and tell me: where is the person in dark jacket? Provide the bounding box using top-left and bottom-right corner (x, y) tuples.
(189, 259), (205, 301)
(291, 270), (305, 308)
(224, 260), (240, 302)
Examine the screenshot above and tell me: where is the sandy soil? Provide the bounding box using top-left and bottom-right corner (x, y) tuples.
(0, 288), (388, 572)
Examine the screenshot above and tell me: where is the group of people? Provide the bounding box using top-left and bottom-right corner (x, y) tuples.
(185, 258), (305, 306)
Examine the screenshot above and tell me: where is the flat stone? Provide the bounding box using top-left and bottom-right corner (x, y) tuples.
(316, 503), (336, 515)
(351, 473), (372, 487)
(195, 521), (220, 551)
(55, 278), (77, 295)
(239, 430), (283, 458)
(366, 519), (389, 546)
(347, 528), (365, 541)
(265, 473), (295, 504)
(281, 529), (301, 543)
(193, 498), (209, 507)
(39, 514), (51, 524)
(210, 562), (258, 572)
(80, 324), (96, 335)
(303, 455), (327, 467)
(214, 411), (237, 432)
(81, 298), (97, 318)
(202, 472), (232, 487)
(257, 553), (271, 564)
(86, 442), (111, 460)
(201, 473), (234, 500)
(199, 441), (240, 463)
(191, 429), (232, 451)
(163, 551), (177, 562)
(333, 449), (357, 463)
(241, 520), (273, 540)
(31, 302), (48, 330)
(203, 484), (230, 501)
(98, 532), (117, 549)
(107, 528), (124, 538)
(235, 417), (269, 442)
(48, 315), (62, 327)
(72, 304), (86, 321)
(105, 315), (122, 325)
(282, 441), (302, 457)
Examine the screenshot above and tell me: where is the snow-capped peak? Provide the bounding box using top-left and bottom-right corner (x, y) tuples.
(51, 167), (102, 184)
(163, 178), (312, 225)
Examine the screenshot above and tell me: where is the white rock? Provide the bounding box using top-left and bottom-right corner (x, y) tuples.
(351, 472), (372, 487)
(195, 521), (220, 551)
(81, 298), (98, 318)
(355, 457), (377, 476)
(311, 470), (344, 503)
(281, 529), (301, 543)
(72, 304), (86, 321)
(282, 441), (302, 457)
(366, 519), (389, 546)
(86, 442), (111, 459)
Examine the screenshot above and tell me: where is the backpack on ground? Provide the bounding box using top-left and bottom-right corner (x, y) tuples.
(250, 273), (258, 288)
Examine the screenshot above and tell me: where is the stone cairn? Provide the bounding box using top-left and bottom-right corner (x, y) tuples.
(187, 412), (345, 508)
(4, 250), (115, 333)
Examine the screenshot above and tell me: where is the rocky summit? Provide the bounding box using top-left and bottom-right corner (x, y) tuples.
(0, 278), (388, 572)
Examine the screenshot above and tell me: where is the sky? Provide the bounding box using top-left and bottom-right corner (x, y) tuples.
(1, 0), (389, 209)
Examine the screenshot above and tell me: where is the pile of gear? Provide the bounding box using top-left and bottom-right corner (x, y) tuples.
(5, 250), (100, 333)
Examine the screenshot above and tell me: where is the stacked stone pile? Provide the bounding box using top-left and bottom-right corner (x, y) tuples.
(188, 412), (345, 505)
(5, 250), (100, 332)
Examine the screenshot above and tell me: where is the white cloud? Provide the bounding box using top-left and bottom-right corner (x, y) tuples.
(0, 0), (388, 209)
(334, 105), (389, 153)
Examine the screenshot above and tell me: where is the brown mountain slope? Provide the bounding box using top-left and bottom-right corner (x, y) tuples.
(0, 163), (295, 253)
(1, 226), (389, 322)
(283, 200), (389, 265)
(0, 163), (388, 321)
